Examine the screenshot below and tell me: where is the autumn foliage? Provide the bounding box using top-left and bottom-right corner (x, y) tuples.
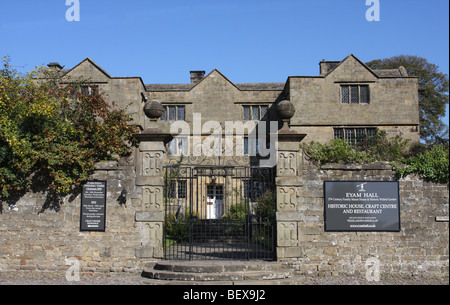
(0, 56), (136, 198)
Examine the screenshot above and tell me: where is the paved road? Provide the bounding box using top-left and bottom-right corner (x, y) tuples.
(1, 271), (447, 285)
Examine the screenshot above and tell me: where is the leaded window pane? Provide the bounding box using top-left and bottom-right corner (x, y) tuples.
(178, 137), (188, 155)
(252, 106), (260, 120)
(341, 86), (349, 104)
(243, 106), (251, 120)
(177, 181), (186, 199)
(168, 182), (176, 199)
(367, 128), (377, 138)
(334, 128), (344, 140)
(207, 185), (214, 198)
(168, 139), (176, 155)
(177, 106), (185, 121)
(215, 186), (223, 200)
(356, 128), (366, 144)
(243, 137), (249, 155)
(345, 129), (355, 144)
(360, 86), (369, 104)
(160, 107), (167, 121)
(351, 86), (359, 104)
(168, 106), (176, 121)
(261, 106), (268, 120)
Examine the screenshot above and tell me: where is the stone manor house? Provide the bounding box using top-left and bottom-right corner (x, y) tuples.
(4, 54), (448, 279)
(50, 53), (420, 153)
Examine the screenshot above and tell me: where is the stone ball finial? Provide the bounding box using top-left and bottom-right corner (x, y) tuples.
(276, 100), (295, 120)
(144, 100), (164, 120)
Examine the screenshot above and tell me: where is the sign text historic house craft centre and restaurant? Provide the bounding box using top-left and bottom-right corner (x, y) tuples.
(324, 181), (400, 232)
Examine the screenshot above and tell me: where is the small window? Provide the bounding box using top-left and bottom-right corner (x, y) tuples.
(168, 180), (186, 199)
(334, 127), (378, 145)
(161, 105), (186, 121)
(80, 85), (98, 96)
(242, 105), (270, 121)
(341, 86), (350, 104)
(341, 85), (370, 104)
(177, 181), (187, 199)
(243, 137), (259, 156)
(243, 106), (251, 120)
(168, 137), (188, 156)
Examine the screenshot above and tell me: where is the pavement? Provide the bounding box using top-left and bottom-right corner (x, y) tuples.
(0, 270), (448, 285)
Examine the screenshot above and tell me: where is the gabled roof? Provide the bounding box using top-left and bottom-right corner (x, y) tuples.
(323, 54), (380, 79)
(145, 69), (285, 92)
(62, 57), (112, 79)
(190, 69), (241, 91)
(320, 54), (413, 78)
(61, 57), (146, 88)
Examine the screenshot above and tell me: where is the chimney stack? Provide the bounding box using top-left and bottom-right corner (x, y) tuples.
(319, 60), (340, 75)
(190, 71), (205, 84)
(48, 62), (63, 71)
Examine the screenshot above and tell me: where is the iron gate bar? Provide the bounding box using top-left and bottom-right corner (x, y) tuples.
(163, 165), (276, 261)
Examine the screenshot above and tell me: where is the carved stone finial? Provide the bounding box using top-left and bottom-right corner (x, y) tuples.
(276, 100), (296, 131)
(276, 100), (295, 120)
(144, 100), (164, 122)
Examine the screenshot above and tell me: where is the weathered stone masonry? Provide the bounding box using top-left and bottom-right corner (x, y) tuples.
(1, 150), (448, 278)
(0, 54), (447, 278)
(280, 155), (449, 278)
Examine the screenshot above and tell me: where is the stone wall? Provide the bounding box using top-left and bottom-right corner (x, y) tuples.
(278, 155), (449, 279)
(1, 154), (448, 279)
(0, 159), (154, 274)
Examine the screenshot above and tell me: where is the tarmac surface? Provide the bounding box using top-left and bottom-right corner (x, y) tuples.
(0, 270), (448, 285)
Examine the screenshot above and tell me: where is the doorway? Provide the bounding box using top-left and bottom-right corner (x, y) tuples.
(207, 184), (223, 220)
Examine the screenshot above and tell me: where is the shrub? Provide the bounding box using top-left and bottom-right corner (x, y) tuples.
(0, 56), (136, 201)
(395, 145), (449, 184)
(301, 131), (448, 184)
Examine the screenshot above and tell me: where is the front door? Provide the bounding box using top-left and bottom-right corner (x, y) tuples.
(206, 184), (223, 219)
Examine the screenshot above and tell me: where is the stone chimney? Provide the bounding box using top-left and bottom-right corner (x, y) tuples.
(319, 60), (340, 75)
(190, 71), (205, 84)
(47, 62), (63, 71)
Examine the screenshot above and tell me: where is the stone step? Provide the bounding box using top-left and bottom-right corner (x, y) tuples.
(142, 260), (292, 282)
(142, 270), (292, 282)
(140, 277), (305, 286)
(153, 260), (286, 273)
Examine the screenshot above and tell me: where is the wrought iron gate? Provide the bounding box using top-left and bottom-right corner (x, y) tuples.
(163, 166), (276, 261)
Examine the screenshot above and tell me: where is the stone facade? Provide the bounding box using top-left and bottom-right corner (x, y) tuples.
(1, 54), (446, 279)
(54, 54), (420, 154)
(276, 154), (449, 278)
(288, 56), (420, 144)
(1, 157), (448, 278)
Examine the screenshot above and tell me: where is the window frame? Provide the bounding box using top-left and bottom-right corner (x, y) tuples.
(160, 105), (186, 121)
(167, 137), (189, 156)
(334, 127), (378, 145)
(340, 85), (370, 104)
(242, 105), (270, 121)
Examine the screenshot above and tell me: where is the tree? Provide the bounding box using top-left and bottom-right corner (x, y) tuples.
(366, 55), (449, 145)
(0, 56), (136, 210)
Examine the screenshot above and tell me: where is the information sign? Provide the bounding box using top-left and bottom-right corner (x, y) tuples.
(324, 181), (400, 232)
(80, 180), (107, 232)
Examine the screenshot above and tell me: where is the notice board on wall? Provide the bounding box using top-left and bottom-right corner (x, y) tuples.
(324, 181), (400, 232)
(80, 180), (107, 232)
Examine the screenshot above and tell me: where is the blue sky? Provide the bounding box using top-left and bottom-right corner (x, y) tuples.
(1, 0), (449, 125)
